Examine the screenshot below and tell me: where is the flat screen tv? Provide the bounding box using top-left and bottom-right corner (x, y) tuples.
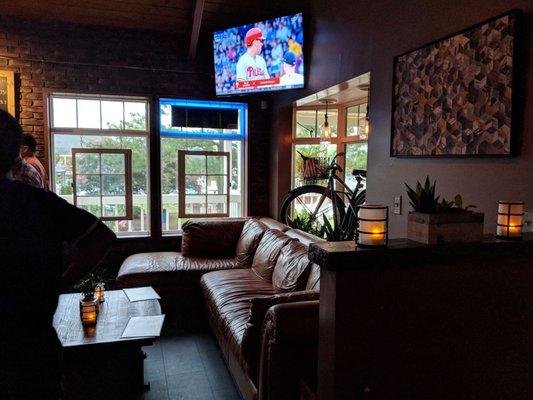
(213, 12), (304, 96)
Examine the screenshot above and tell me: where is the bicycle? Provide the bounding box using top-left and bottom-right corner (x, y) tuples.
(280, 152), (366, 240)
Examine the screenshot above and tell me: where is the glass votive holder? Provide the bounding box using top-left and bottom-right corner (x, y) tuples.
(94, 282), (105, 303)
(356, 204), (389, 247)
(496, 201), (524, 240)
(80, 298), (98, 326)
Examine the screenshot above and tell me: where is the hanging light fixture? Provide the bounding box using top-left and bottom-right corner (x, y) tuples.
(319, 99), (335, 144)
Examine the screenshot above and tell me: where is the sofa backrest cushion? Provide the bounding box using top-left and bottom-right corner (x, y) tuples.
(285, 228), (327, 247)
(305, 263), (320, 291)
(258, 217), (291, 232)
(236, 219), (267, 268)
(272, 240), (312, 292)
(251, 230), (293, 282)
(181, 218), (246, 257)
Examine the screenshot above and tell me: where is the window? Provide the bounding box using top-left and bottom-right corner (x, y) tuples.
(72, 148), (132, 220)
(178, 151), (230, 218)
(292, 100), (368, 191)
(49, 93), (150, 237)
(159, 99), (247, 234)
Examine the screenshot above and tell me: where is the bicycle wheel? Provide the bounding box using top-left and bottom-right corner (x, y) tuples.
(280, 185), (346, 236)
(340, 189), (366, 240)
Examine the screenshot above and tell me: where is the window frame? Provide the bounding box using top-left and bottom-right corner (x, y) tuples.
(46, 91), (152, 238)
(177, 150), (231, 219)
(291, 99), (369, 189)
(72, 148), (133, 221)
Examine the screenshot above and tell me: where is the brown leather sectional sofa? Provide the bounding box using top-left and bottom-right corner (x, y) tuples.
(116, 217), (324, 400)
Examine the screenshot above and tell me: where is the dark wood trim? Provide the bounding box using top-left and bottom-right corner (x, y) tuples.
(188, 0), (205, 61)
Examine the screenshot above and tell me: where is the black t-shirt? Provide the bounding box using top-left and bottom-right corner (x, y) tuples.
(0, 178), (97, 341)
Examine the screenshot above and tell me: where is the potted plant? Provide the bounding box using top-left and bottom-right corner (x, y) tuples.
(405, 176), (484, 244)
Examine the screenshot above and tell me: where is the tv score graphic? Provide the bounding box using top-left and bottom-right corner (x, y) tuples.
(213, 13), (304, 96)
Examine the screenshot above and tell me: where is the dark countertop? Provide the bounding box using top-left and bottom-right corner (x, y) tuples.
(309, 233), (533, 271)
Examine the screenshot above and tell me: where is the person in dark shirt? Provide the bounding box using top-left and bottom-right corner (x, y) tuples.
(0, 110), (116, 399)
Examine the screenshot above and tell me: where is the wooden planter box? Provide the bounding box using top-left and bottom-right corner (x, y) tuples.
(407, 211), (484, 244)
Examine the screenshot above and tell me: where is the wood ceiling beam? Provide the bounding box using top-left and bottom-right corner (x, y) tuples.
(187, 0), (205, 61)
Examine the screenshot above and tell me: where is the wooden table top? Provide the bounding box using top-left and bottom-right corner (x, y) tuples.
(53, 289), (162, 348)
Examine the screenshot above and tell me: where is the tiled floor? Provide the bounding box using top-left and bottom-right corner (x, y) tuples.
(142, 330), (243, 400)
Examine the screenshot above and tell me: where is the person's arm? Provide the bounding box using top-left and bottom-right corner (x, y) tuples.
(47, 193), (116, 289)
(236, 56), (246, 81)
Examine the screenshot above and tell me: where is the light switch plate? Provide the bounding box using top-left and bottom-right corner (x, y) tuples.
(394, 195), (402, 215)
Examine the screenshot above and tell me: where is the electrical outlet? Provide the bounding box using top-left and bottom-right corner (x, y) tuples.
(394, 195), (402, 215)
(524, 211), (533, 232)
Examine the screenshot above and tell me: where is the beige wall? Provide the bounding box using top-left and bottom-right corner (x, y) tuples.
(271, 0), (532, 238)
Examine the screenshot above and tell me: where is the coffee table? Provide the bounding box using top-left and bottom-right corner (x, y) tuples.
(53, 289), (163, 399)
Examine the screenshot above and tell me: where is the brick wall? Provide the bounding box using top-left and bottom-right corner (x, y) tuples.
(0, 16), (270, 218)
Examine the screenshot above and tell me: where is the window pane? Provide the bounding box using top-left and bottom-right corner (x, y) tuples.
(185, 195), (206, 214)
(207, 195), (227, 214)
(53, 98), (77, 128)
(293, 144), (336, 188)
(101, 101), (124, 129)
(295, 110), (316, 138)
(101, 153), (125, 174)
(78, 200), (102, 218)
(102, 175), (125, 196)
(345, 142), (368, 191)
(75, 153), (100, 174)
(317, 109), (338, 137)
(346, 105), (360, 137)
(185, 155), (206, 174)
(124, 102), (147, 130)
(358, 103), (368, 140)
(102, 199), (126, 218)
(207, 155), (226, 174)
(206, 175), (227, 195)
(77, 99), (101, 129)
(161, 137), (244, 233)
(185, 175), (206, 194)
(76, 174), (101, 196)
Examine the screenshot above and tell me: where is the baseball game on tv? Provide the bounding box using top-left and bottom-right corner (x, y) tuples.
(213, 12), (304, 96)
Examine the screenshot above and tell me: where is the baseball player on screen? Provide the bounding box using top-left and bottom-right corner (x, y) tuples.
(236, 27), (270, 85)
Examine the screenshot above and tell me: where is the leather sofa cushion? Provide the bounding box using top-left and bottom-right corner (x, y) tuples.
(181, 218), (247, 257)
(285, 228), (327, 247)
(272, 241), (312, 292)
(305, 263), (320, 291)
(251, 230), (293, 282)
(258, 217), (291, 232)
(236, 219), (267, 268)
(116, 252), (241, 288)
(200, 269), (277, 373)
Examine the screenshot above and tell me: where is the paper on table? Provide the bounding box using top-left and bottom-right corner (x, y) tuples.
(123, 286), (161, 302)
(121, 315), (165, 338)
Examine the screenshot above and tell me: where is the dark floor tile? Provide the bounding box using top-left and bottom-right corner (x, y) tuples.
(200, 350), (234, 391)
(212, 386), (243, 400)
(145, 359), (166, 381)
(142, 377), (169, 400)
(166, 371), (214, 400)
(195, 332), (219, 354)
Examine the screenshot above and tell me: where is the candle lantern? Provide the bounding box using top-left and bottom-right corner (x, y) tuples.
(356, 204), (389, 247)
(496, 201), (524, 240)
(79, 299), (98, 326)
(94, 282), (106, 303)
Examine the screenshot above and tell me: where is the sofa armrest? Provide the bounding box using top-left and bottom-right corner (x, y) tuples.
(258, 301), (319, 400)
(241, 290), (319, 380)
(181, 218), (247, 257)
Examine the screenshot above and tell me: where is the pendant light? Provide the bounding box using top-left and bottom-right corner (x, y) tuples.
(319, 99), (335, 144)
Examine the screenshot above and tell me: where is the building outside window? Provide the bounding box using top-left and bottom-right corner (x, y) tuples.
(49, 93), (150, 237)
(159, 98), (247, 234)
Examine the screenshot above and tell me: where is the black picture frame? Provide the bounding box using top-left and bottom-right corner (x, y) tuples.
(390, 10), (522, 158)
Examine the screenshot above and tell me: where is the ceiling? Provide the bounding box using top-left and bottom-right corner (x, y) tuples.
(296, 72), (370, 106)
(0, 0), (291, 34)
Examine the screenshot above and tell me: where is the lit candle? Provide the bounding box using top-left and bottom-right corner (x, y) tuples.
(357, 205), (388, 247)
(94, 282), (105, 303)
(497, 201), (524, 239)
(80, 300), (98, 326)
